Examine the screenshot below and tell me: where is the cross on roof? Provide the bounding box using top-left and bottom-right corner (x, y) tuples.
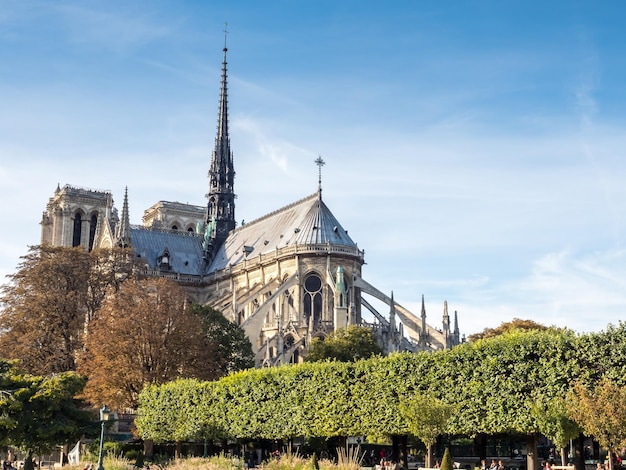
(315, 156), (325, 193)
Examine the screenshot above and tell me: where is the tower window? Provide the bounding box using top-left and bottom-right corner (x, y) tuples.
(72, 213), (82, 247)
(88, 214), (98, 251)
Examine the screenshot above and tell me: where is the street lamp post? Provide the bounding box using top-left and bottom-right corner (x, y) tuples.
(96, 405), (111, 470)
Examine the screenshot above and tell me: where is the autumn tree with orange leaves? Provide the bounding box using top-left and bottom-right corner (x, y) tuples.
(0, 245), (135, 375)
(78, 278), (222, 410)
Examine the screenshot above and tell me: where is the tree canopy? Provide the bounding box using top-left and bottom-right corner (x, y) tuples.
(193, 304), (254, 374)
(78, 278), (222, 409)
(567, 378), (626, 470)
(0, 245), (135, 375)
(0, 360), (93, 470)
(468, 318), (551, 342)
(137, 323), (626, 459)
(305, 325), (383, 362)
(400, 392), (454, 467)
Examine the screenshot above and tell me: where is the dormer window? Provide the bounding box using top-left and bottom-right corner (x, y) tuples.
(158, 249), (171, 271)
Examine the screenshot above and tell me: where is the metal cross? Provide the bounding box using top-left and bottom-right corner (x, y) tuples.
(315, 156), (325, 192)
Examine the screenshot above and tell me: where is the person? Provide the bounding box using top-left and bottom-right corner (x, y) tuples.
(497, 460), (505, 470)
(548, 448), (556, 464)
(489, 459), (498, 470)
(596, 462), (603, 470)
(435, 460), (441, 469)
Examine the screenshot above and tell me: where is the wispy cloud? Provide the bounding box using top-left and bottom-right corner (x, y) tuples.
(52, 2), (182, 53)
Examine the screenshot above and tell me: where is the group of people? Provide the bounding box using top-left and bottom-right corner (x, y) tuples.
(477, 459), (506, 470)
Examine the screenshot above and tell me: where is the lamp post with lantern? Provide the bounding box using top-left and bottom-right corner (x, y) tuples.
(96, 405), (111, 470)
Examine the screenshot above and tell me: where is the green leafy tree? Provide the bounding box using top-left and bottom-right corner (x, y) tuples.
(400, 392), (454, 467)
(192, 304), (254, 373)
(305, 325), (383, 362)
(567, 378), (626, 470)
(0, 360), (93, 470)
(530, 396), (581, 466)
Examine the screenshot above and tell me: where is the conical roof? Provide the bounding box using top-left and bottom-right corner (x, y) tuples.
(207, 193), (360, 273)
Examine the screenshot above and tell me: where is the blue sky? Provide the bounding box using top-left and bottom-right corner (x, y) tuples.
(2, 1), (626, 336)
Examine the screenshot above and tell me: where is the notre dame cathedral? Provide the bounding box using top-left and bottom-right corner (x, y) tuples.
(40, 43), (461, 367)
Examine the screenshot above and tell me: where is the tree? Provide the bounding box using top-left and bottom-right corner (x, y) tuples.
(530, 396), (581, 466)
(0, 360), (94, 470)
(192, 305), (254, 373)
(0, 245), (135, 375)
(567, 378), (626, 470)
(468, 318), (550, 342)
(305, 325), (383, 362)
(399, 392), (454, 468)
(78, 278), (221, 410)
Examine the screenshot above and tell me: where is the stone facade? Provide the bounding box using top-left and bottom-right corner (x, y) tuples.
(39, 44), (461, 367)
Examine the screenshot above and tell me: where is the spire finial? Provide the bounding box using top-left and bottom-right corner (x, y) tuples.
(315, 155), (325, 195)
(223, 22), (228, 50)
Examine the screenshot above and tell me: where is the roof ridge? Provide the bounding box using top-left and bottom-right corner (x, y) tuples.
(130, 225), (201, 237)
(234, 193), (318, 232)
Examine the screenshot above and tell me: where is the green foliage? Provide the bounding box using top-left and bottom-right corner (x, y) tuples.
(192, 305), (255, 373)
(399, 392), (454, 451)
(136, 324), (626, 447)
(530, 396), (580, 449)
(0, 360), (94, 456)
(305, 325), (383, 362)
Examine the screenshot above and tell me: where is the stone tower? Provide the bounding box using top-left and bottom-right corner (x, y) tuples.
(40, 184), (116, 251)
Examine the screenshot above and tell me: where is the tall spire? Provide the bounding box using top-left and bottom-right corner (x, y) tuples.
(442, 300), (451, 348)
(418, 294), (428, 349)
(205, 24), (236, 263)
(453, 310), (460, 344)
(116, 186), (131, 248)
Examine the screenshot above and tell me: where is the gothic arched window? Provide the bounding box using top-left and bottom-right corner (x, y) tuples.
(303, 273), (323, 327)
(72, 213), (82, 247)
(88, 214), (98, 251)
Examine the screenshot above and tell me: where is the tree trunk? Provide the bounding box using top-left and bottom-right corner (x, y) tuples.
(426, 443), (434, 468)
(475, 433), (487, 463)
(143, 439), (154, 458)
(526, 434), (538, 470)
(572, 433), (585, 470)
(175, 441), (183, 459)
(560, 447), (567, 466)
(391, 435), (408, 469)
(593, 441), (600, 461)
(400, 435), (409, 469)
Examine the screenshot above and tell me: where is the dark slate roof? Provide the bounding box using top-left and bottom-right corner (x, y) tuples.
(130, 226), (206, 276)
(208, 193), (358, 273)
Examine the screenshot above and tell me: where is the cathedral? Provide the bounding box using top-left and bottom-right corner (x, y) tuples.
(40, 43), (461, 367)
